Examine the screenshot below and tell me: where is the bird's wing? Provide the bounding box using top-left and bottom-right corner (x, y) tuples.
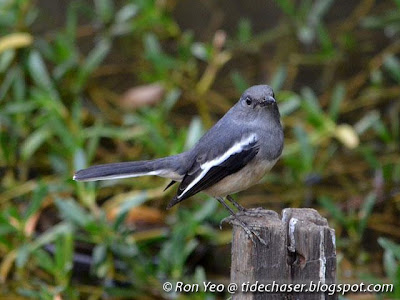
(167, 134), (259, 208)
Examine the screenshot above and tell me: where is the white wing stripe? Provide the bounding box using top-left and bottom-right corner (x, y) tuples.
(178, 134), (257, 199)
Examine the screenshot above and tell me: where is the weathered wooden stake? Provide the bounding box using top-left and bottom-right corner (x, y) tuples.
(230, 208), (337, 300)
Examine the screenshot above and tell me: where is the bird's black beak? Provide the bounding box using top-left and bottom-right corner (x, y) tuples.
(259, 96), (276, 107)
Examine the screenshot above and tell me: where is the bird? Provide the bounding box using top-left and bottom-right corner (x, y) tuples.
(73, 85), (284, 244)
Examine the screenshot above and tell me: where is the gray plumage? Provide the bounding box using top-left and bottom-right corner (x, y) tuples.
(74, 85), (284, 210)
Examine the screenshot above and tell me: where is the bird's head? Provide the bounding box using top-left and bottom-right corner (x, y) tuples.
(233, 85), (280, 124)
(240, 85), (276, 109)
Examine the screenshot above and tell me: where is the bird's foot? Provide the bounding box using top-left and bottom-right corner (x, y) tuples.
(220, 207), (268, 226)
(220, 211), (267, 245)
(238, 207), (268, 217)
(226, 195), (246, 212)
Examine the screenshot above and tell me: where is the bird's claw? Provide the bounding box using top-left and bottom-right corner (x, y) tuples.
(220, 207), (267, 227)
(238, 207), (267, 218)
(220, 213), (267, 245)
(220, 215), (234, 229)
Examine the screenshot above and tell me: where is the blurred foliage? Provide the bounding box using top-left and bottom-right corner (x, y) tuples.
(0, 0), (399, 299)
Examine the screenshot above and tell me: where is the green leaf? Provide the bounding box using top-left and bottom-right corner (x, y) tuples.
(54, 231), (74, 279)
(2, 102), (36, 114)
(92, 244), (109, 278)
(301, 87), (322, 113)
(301, 87), (325, 127)
(162, 87), (181, 113)
(144, 33), (162, 56)
(230, 71), (249, 93)
(293, 125), (314, 171)
(159, 213), (199, 278)
(278, 92), (301, 116)
(28, 51), (59, 99)
(358, 193), (376, 235)
(117, 192), (149, 218)
(359, 146), (380, 169)
(65, 2), (78, 40)
(354, 110), (380, 135)
(328, 83), (345, 120)
(12, 66), (26, 102)
(0, 66), (17, 101)
(191, 42), (208, 61)
(193, 198), (218, 222)
(104, 287), (141, 298)
(16, 223), (73, 267)
(16, 245), (31, 268)
(308, 0), (334, 26)
(73, 148), (87, 171)
(193, 266), (207, 283)
(144, 33), (176, 76)
(184, 117), (204, 150)
(384, 55), (400, 83)
(382, 245), (398, 280)
(31, 86), (66, 118)
(94, 0), (114, 23)
(48, 116), (77, 151)
(275, 0), (296, 16)
(34, 249), (55, 275)
(237, 18), (252, 43)
(317, 24), (334, 53)
(0, 217), (17, 235)
(75, 39), (111, 92)
(270, 65), (287, 91)
(115, 3), (138, 24)
(113, 210), (128, 231)
(21, 127), (52, 160)
(92, 244), (107, 268)
(24, 184), (47, 220)
(0, 49), (15, 73)
(379, 238), (400, 260)
(373, 119), (392, 143)
(55, 198), (93, 228)
(110, 241), (138, 258)
(319, 196), (347, 227)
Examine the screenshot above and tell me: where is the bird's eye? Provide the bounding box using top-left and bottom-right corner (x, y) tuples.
(245, 97), (252, 105)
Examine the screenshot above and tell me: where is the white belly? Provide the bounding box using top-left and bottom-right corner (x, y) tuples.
(204, 157), (279, 197)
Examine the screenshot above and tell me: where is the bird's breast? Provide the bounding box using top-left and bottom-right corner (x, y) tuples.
(204, 156), (279, 197)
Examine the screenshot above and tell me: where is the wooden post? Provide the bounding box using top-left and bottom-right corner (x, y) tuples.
(231, 210), (289, 300)
(230, 208), (337, 300)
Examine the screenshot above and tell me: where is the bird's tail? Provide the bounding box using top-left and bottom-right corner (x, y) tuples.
(73, 154), (185, 182)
